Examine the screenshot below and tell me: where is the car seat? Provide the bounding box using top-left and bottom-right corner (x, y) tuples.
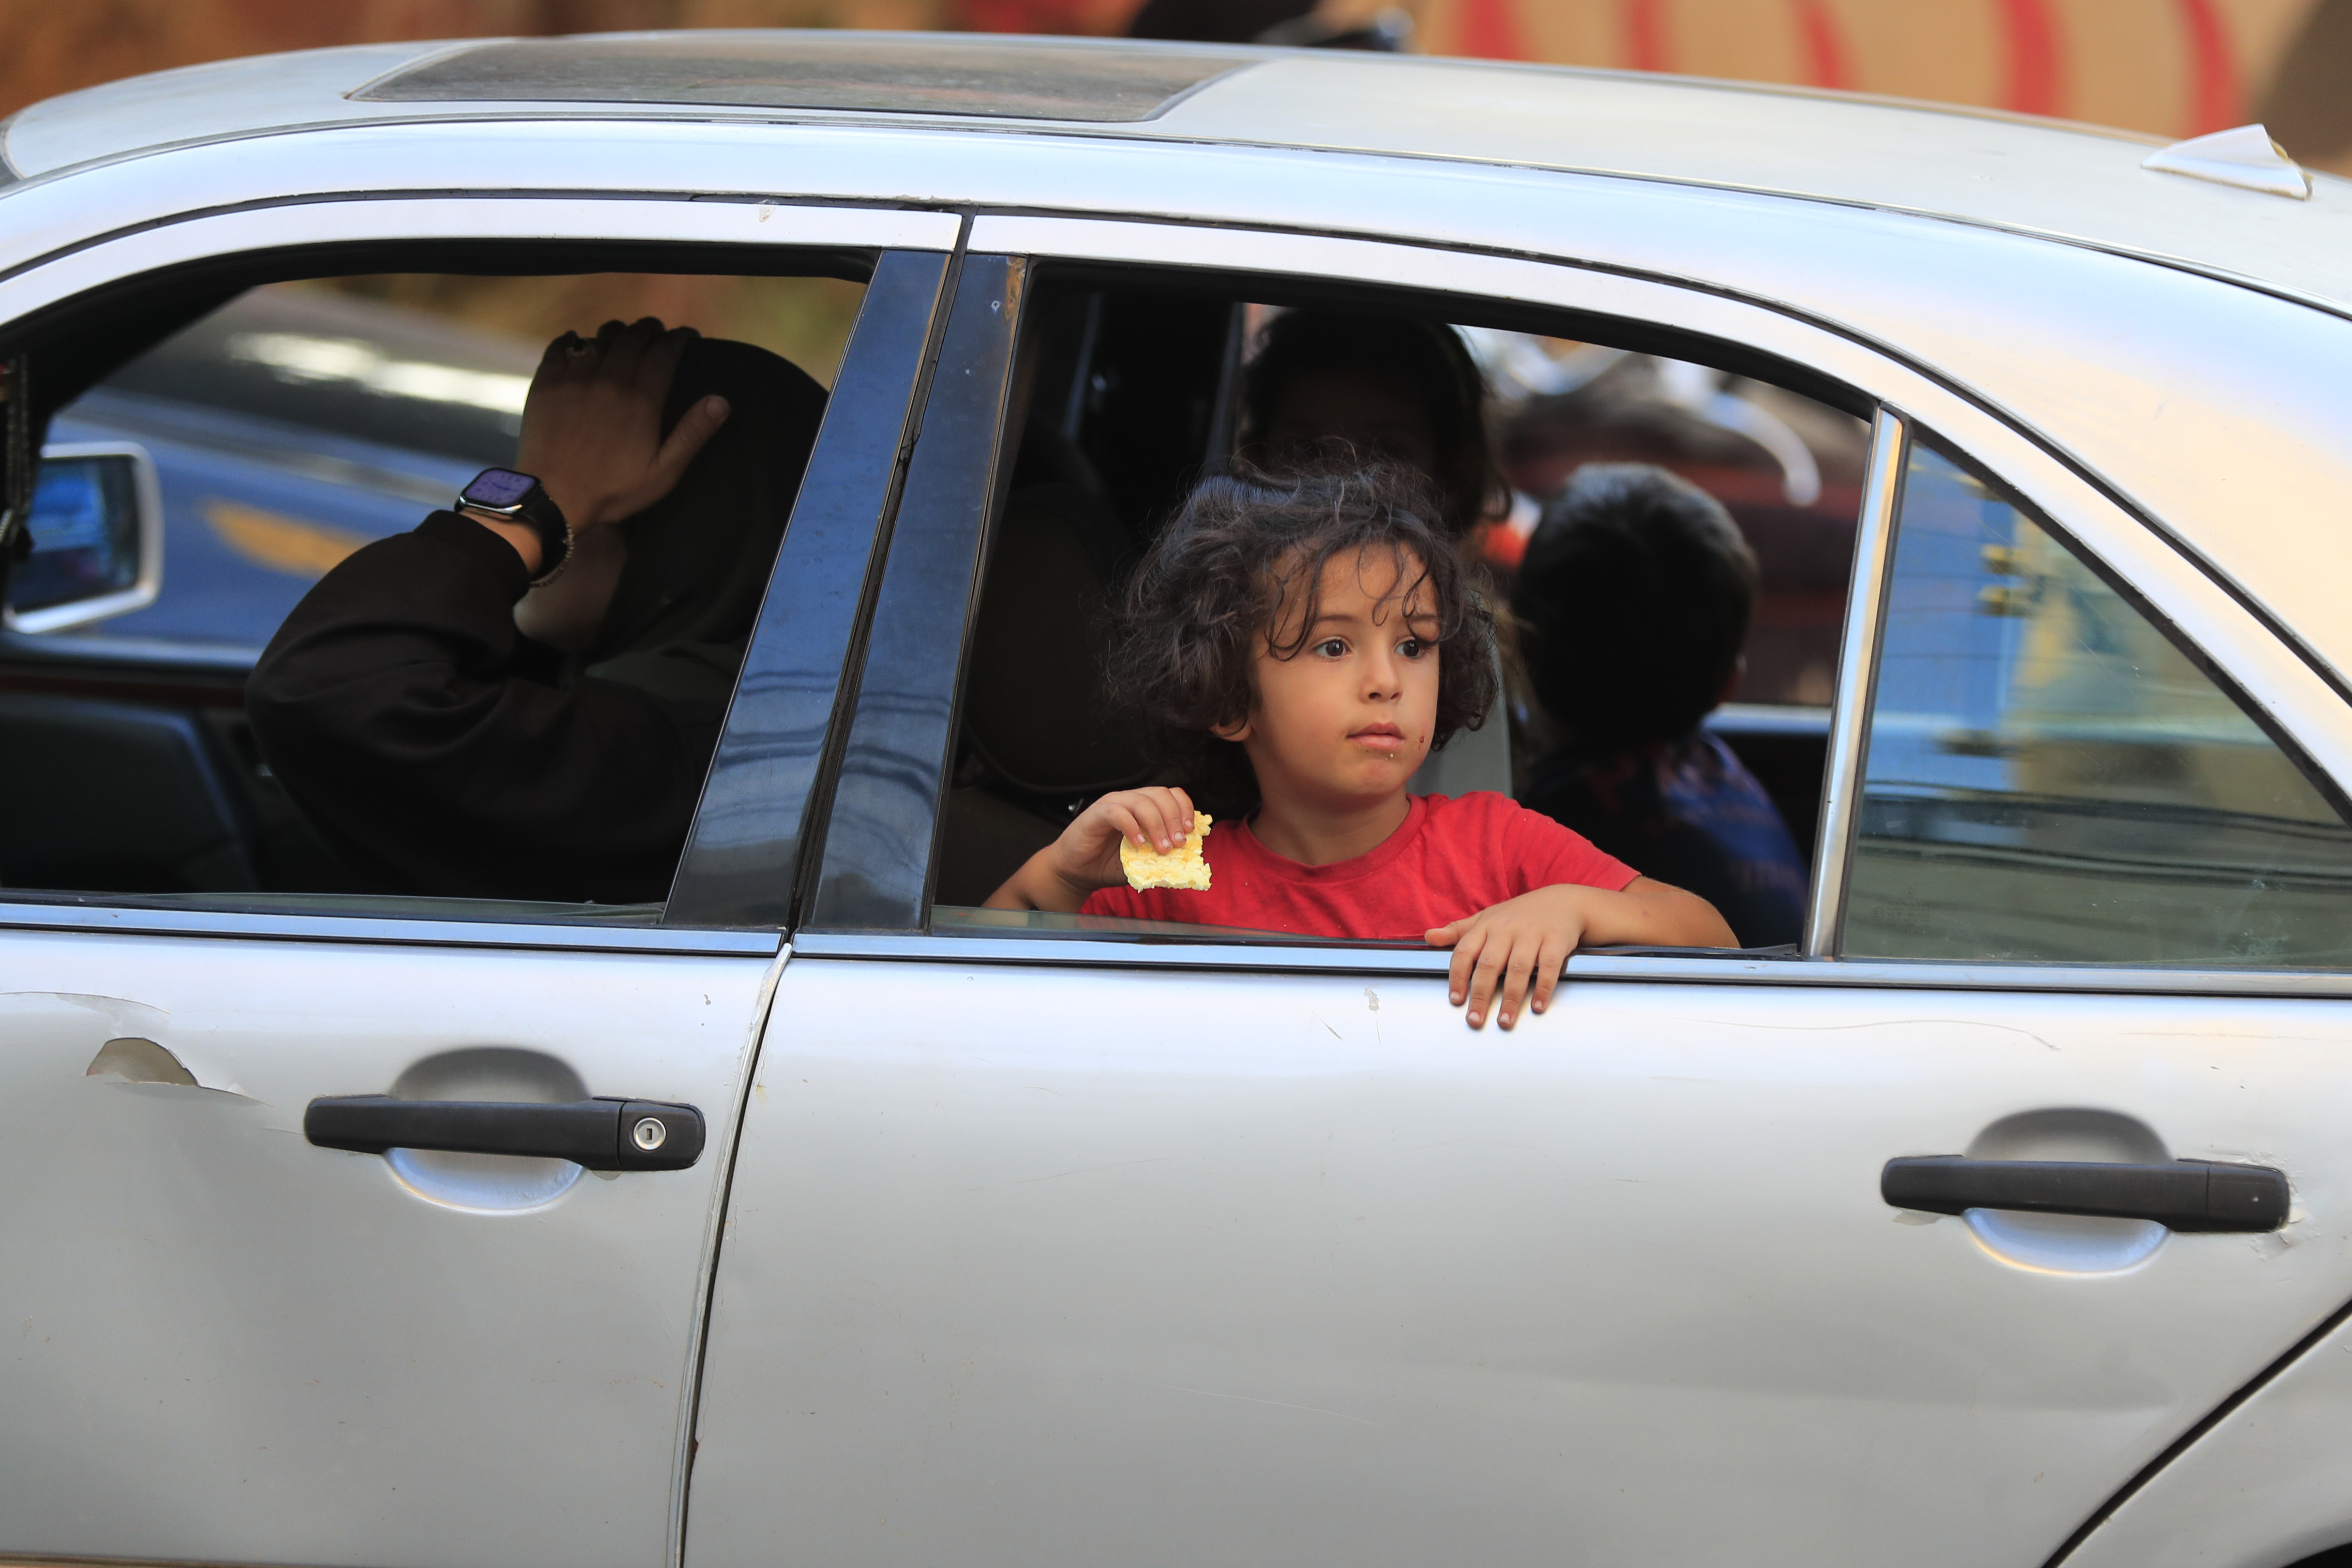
(0, 690), (261, 891)
(934, 481), (1154, 908)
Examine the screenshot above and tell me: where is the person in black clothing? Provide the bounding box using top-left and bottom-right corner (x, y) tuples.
(1512, 463), (1808, 949)
(1127, 0), (1408, 46)
(246, 317), (827, 904)
(1236, 309), (1504, 543)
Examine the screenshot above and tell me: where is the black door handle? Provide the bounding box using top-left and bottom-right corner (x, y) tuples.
(1882, 1155), (2287, 1233)
(305, 1096), (705, 1172)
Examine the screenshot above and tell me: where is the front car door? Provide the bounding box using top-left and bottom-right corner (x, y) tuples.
(683, 200), (2352, 1568)
(0, 150), (962, 1568)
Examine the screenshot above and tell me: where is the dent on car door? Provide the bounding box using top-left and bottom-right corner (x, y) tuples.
(0, 242), (952, 1568)
(687, 271), (2352, 1568)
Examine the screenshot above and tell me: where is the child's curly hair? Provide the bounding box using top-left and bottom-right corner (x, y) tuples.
(1110, 463), (1497, 810)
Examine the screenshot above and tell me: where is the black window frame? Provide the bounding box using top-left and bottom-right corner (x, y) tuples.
(664, 246), (959, 929)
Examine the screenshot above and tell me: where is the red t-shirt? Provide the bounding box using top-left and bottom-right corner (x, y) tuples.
(1081, 791), (1638, 940)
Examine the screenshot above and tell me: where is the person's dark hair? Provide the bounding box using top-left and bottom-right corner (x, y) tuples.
(1127, 0), (1312, 40)
(1238, 311), (1503, 538)
(1112, 463), (1497, 809)
(1513, 463), (1758, 745)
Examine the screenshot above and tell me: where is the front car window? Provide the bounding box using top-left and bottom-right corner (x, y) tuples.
(3, 265), (867, 921)
(1843, 440), (2352, 966)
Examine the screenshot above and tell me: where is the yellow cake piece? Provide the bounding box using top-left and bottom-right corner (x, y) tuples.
(1119, 811), (1212, 891)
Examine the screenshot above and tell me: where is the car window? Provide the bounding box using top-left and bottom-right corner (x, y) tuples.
(1842, 438), (2352, 966)
(1, 263), (869, 921)
(921, 274), (1867, 950)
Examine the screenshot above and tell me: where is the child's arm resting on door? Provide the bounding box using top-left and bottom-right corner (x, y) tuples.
(985, 786), (1200, 912)
(1427, 877), (1734, 1030)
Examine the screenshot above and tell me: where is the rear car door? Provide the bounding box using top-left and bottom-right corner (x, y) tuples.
(0, 181), (959, 1567)
(684, 221), (2352, 1566)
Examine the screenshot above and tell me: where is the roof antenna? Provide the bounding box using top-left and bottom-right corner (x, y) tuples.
(2141, 123), (2313, 200)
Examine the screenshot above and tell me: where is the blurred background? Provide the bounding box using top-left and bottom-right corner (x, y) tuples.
(2, 0), (2348, 174)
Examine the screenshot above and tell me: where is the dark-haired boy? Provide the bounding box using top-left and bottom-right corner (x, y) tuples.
(1512, 464), (1808, 949)
(986, 466), (1733, 1029)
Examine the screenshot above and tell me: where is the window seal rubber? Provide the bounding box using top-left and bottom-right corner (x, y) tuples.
(789, 929), (2352, 998)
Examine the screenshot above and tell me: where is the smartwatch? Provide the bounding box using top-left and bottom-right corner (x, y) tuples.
(457, 467), (571, 585)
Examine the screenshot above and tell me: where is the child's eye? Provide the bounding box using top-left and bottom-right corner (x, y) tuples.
(1398, 637), (1428, 659)
(1313, 637), (1348, 658)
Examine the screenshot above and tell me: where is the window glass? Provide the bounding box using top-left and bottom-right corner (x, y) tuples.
(2, 267), (864, 919)
(1844, 440), (2352, 966)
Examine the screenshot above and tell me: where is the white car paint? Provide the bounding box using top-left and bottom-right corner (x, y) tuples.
(2070, 1307), (2352, 1568)
(0, 32), (2348, 1568)
(0, 928), (779, 1565)
(691, 958), (2352, 1567)
(8, 33), (2346, 317)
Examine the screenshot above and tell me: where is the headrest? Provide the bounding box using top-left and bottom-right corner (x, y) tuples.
(963, 482), (1153, 796)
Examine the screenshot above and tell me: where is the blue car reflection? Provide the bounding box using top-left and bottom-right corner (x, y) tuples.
(37, 283), (535, 658)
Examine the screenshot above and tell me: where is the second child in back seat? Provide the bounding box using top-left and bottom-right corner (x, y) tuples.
(984, 465), (1734, 1028)
(1513, 464), (1809, 949)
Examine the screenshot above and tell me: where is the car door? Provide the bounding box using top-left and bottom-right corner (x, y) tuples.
(0, 183), (961, 1567)
(684, 226), (2352, 1567)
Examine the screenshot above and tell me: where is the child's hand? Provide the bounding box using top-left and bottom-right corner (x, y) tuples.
(1053, 786), (1199, 895)
(1425, 884), (1596, 1030)
(985, 786), (1197, 911)
(1425, 877), (1737, 1028)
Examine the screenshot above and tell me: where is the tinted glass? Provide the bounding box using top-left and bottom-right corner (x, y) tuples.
(57, 273), (862, 648)
(7, 268), (865, 915)
(358, 35), (1253, 123)
(1844, 441), (2352, 966)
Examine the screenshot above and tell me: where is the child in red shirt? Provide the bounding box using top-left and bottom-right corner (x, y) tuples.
(986, 465), (1734, 1028)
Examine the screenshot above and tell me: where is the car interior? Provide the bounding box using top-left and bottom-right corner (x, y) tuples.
(0, 247), (869, 915)
(0, 249), (1868, 936)
(929, 267), (1870, 927)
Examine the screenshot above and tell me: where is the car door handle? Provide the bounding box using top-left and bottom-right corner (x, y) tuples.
(1882, 1155), (2288, 1233)
(304, 1096), (705, 1172)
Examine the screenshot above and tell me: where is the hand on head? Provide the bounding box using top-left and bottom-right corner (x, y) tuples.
(517, 317), (732, 533)
(497, 318), (732, 651)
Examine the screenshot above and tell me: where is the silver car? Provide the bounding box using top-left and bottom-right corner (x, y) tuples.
(2, 30), (2350, 1568)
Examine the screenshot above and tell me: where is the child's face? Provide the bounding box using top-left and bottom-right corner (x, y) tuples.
(1215, 545), (1441, 812)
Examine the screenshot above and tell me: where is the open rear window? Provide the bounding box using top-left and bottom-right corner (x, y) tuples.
(926, 271), (1870, 953)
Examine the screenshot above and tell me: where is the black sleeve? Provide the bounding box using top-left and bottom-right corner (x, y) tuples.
(247, 512), (713, 904)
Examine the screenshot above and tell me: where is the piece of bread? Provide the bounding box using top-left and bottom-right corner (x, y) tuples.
(1119, 811), (1212, 891)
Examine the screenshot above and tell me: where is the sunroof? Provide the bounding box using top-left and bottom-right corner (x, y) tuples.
(354, 33), (1256, 123)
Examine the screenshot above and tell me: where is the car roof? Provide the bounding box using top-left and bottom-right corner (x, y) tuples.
(6, 30), (2349, 317)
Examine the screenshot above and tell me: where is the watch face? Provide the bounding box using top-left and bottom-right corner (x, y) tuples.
(461, 468), (536, 509)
